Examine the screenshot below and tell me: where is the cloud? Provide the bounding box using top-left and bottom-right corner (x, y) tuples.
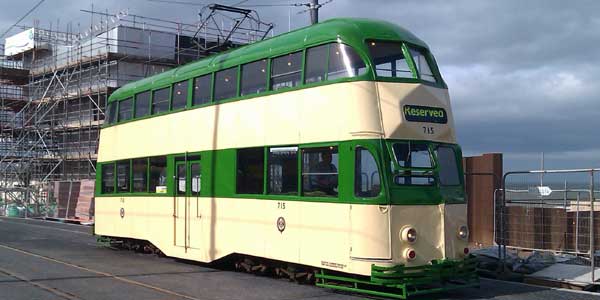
(1, 0), (598, 171)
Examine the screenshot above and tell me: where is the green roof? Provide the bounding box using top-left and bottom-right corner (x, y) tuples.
(109, 18), (429, 102)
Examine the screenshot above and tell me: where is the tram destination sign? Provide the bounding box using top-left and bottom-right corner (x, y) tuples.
(403, 105), (448, 124)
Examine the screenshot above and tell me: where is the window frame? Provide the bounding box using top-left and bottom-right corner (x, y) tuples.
(171, 79), (190, 111)
(300, 145), (340, 198)
(151, 86), (172, 115)
(354, 146), (383, 198)
(134, 91), (151, 119)
(101, 162), (116, 194)
(267, 146), (299, 196)
(117, 97), (133, 122)
(213, 66), (239, 102)
(192, 73), (213, 107)
(240, 59), (268, 96)
(235, 147), (266, 195)
(269, 50), (304, 91)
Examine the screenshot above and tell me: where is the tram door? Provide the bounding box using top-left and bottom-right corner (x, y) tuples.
(350, 145), (391, 260)
(174, 156), (202, 251)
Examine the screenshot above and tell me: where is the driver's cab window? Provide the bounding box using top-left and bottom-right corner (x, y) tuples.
(392, 142), (434, 185)
(355, 147), (381, 197)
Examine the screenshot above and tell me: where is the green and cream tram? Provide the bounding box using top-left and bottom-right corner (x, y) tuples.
(95, 18), (478, 298)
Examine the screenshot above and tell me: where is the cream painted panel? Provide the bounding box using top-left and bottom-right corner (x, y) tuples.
(377, 82), (456, 144)
(265, 200), (300, 263)
(388, 205), (445, 266)
(350, 204), (391, 259)
(98, 81), (384, 162)
(96, 197), (461, 276)
(298, 201), (351, 273)
(443, 203), (469, 259)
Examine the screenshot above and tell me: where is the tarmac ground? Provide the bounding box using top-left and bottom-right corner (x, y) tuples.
(0, 216), (598, 300)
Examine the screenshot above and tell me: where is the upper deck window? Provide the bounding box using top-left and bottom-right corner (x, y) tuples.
(214, 67), (238, 101)
(304, 44), (328, 83)
(106, 102), (118, 124)
(152, 87), (170, 114)
(241, 59), (267, 96)
(134, 91), (150, 118)
(118, 98), (133, 121)
(367, 41), (414, 79)
(271, 51), (302, 91)
(172, 80), (188, 110)
(193, 74), (212, 106)
(327, 43), (366, 80)
(409, 47), (437, 83)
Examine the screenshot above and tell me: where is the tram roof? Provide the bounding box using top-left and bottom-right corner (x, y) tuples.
(110, 18), (428, 102)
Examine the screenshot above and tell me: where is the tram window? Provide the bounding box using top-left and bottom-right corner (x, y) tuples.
(355, 147), (381, 198)
(116, 160), (130, 193)
(107, 102), (118, 124)
(214, 67), (238, 101)
(193, 74), (212, 106)
(149, 156), (167, 193)
(268, 147), (298, 195)
(236, 148), (264, 194)
(328, 43), (366, 80)
(392, 142), (432, 168)
(435, 146), (460, 186)
(152, 87), (170, 114)
(367, 41), (414, 79)
(191, 163), (201, 195)
(132, 158), (148, 192)
(118, 98), (133, 122)
(409, 47), (437, 83)
(134, 91), (150, 118)
(241, 59), (267, 96)
(101, 163), (115, 193)
(270, 51), (302, 90)
(304, 44), (328, 84)
(176, 163), (186, 195)
(172, 80), (188, 110)
(302, 147), (338, 197)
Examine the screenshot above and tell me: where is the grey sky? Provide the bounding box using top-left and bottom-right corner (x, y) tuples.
(2, 0), (599, 171)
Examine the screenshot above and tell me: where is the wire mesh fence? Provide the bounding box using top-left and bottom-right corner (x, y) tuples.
(499, 168), (600, 282)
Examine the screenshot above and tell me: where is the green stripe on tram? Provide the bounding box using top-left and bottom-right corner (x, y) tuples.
(95, 138), (466, 206)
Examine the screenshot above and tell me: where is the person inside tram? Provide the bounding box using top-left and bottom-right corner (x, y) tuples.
(312, 151), (338, 195)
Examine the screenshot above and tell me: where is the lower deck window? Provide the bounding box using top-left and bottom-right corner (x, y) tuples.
(149, 156), (167, 193)
(302, 146), (338, 197)
(132, 158), (148, 192)
(355, 147), (381, 197)
(236, 148), (264, 194)
(116, 161), (130, 193)
(268, 147), (298, 195)
(101, 163), (115, 193)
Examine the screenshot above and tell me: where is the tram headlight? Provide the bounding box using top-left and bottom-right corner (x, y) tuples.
(458, 225), (469, 240)
(401, 227), (417, 244)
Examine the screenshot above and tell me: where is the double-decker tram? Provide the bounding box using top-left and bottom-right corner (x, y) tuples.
(95, 18), (478, 298)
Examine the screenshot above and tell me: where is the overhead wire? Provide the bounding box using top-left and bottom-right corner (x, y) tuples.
(0, 0), (46, 39)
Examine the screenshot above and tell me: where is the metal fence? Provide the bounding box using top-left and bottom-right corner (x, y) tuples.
(499, 168), (600, 282)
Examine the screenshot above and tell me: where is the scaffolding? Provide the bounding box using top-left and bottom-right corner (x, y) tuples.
(0, 7), (273, 218)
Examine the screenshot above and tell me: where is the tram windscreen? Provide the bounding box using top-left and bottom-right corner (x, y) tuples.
(434, 146), (460, 186)
(391, 142), (434, 185)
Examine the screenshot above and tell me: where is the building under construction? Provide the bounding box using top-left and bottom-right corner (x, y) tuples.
(0, 6), (272, 220)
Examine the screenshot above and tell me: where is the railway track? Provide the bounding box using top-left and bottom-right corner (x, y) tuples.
(0, 242), (206, 300)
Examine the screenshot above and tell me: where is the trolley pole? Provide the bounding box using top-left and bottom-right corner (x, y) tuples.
(309, 0), (319, 24)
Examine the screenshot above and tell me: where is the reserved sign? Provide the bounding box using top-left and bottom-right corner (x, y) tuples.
(403, 105), (448, 124)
